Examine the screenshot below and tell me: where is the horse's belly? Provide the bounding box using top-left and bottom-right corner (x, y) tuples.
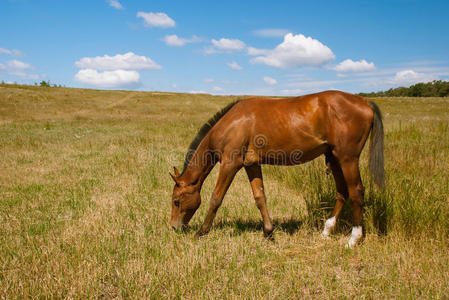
(244, 139), (328, 166)
(262, 143), (328, 165)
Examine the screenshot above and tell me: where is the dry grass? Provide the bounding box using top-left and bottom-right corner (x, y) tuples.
(0, 84), (448, 298)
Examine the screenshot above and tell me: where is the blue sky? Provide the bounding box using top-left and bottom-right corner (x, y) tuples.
(1, 0), (449, 95)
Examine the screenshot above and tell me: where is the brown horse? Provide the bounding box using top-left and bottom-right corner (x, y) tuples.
(170, 90), (384, 247)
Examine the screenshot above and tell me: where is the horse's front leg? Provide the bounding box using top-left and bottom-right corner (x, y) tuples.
(244, 164), (274, 237)
(195, 159), (241, 239)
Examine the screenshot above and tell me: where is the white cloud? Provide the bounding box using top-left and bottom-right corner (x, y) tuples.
(212, 86), (223, 92)
(392, 70), (438, 86)
(249, 33), (335, 69)
(0, 59), (39, 79)
(247, 47), (270, 56)
(137, 12), (175, 28)
(280, 88), (304, 95)
(75, 52), (161, 71)
(263, 76), (277, 85)
(211, 38), (246, 51)
(74, 69), (139, 88)
(204, 78), (214, 83)
(74, 52), (162, 88)
(163, 35), (187, 47)
(227, 61), (243, 70)
(107, 0), (123, 9)
(0, 47), (24, 57)
(7, 59), (32, 70)
(334, 59), (376, 73)
(189, 90), (207, 94)
(202, 47), (218, 55)
(253, 28), (290, 38)
(162, 35), (201, 47)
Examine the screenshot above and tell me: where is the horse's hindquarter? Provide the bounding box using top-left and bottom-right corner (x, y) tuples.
(323, 91), (374, 159)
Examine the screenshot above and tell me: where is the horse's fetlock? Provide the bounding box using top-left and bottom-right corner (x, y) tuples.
(263, 224), (274, 236)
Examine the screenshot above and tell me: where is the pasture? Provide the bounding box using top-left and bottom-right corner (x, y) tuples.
(0, 84), (448, 298)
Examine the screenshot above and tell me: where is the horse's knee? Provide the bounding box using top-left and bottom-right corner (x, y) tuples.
(254, 194), (265, 208)
(336, 192), (347, 204)
(349, 184), (364, 205)
(209, 196), (222, 212)
(358, 184), (365, 198)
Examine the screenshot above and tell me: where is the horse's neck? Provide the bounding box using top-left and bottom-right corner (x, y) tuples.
(180, 142), (215, 188)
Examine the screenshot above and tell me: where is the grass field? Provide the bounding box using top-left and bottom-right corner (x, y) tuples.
(1, 84), (448, 298)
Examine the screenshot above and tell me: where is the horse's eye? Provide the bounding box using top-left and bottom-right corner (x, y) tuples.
(174, 200), (180, 207)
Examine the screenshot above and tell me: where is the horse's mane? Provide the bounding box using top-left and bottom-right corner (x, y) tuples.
(181, 100), (240, 175)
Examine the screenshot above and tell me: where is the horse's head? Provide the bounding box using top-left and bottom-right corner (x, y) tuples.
(169, 167), (201, 230)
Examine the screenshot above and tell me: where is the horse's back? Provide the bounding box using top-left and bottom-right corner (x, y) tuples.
(236, 90), (370, 112)
(230, 90), (372, 131)
(209, 91), (373, 164)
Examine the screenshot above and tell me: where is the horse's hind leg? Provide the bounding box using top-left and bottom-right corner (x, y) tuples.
(322, 155), (349, 238)
(245, 164), (274, 237)
(340, 158), (364, 248)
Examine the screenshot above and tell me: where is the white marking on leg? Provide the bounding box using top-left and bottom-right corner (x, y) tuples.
(321, 216), (336, 238)
(346, 226), (363, 248)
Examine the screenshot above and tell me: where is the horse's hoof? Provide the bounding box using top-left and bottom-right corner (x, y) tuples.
(194, 230), (207, 240)
(345, 226), (363, 248)
(263, 226), (274, 238)
(321, 232), (331, 240)
(322, 216), (336, 238)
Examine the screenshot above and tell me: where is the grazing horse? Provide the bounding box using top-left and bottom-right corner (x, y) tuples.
(169, 90), (385, 247)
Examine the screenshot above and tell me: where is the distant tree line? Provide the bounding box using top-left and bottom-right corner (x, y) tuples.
(359, 80), (449, 97)
(0, 80), (64, 88)
(37, 80), (63, 88)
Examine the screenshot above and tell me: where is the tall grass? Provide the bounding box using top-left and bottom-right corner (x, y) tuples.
(263, 118), (449, 239)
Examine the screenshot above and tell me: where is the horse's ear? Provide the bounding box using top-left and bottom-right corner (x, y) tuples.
(173, 167), (180, 177)
(169, 172), (180, 185)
